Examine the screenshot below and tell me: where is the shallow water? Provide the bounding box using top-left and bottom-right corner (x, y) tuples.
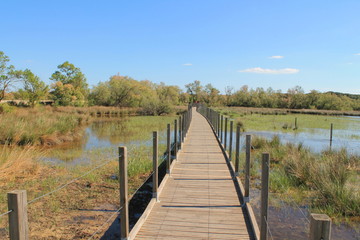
(42, 117), (173, 164)
(249, 188), (360, 240)
(223, 127), (360, 156)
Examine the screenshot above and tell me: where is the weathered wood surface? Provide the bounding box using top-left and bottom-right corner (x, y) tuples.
(134, 109), (255, 240)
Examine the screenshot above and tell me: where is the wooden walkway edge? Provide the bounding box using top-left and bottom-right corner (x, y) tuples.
(131, 108), (259, 240)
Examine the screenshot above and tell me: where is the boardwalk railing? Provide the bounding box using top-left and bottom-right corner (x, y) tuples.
(0, 106), (192, 240)
(196, 104), (332, 240)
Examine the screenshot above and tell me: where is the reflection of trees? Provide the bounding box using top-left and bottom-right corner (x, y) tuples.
(46, 137), (88, 161)
(90, 116), (173, 145)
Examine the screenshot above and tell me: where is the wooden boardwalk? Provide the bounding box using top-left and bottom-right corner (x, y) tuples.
(134, 109), (255, 240)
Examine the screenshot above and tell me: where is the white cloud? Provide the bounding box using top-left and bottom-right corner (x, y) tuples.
(238, 67), (300, 74)
(268, 56), (284, 59)
(354, 53), (360, 56)
(182, 63), (192, 66)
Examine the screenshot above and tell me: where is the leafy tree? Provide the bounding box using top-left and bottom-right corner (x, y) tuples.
(51, 81), (85, 106)
(50, 61), (88, 106)
(287, 86), (306, 109)
(90, 75), (159, 107)
(0, 51), (22, 101)
(19, 69), (48, 107)
(203, 84), (220, 106)
(185, 80), (203, 103)
(224, 86), (234, 106)
(156, 82), (181, 105)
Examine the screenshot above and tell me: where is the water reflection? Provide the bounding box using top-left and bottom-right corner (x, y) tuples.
(42, 116), (174, 163)
(223, 127), (360, 156)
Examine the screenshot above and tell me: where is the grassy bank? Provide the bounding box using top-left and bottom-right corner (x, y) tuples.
(244, 136), (360, 220)
(0, 106), (89, 146)
(216, 107), (360, 133)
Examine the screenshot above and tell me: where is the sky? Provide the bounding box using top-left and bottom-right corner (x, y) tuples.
(1, 0), (360, 94)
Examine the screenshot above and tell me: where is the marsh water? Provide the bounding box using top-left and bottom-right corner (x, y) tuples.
(42, 115), (359, 239)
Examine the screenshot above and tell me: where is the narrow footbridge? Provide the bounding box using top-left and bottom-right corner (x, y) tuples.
(127, 107), (259, 240)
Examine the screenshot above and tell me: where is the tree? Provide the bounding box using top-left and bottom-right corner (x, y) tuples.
(19, 69), (48, 107)
(224, 86), (234, 106)
(90, 75), (159, 107)
(185, 80), (203, 103)
(50, 61), (88, 106)
(0, 51), (22, 101)
(156, 82), (181, 105)
(203, 84), (220, 106)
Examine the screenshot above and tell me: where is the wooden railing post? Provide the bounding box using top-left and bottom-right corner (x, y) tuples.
(310, 213), (331, 240)
(235, 125), (240, 175)
(153, 131), (158, 201)
(178, 116), (182, 148)
(167, 124), (171, 174)
(224, 117), (228, 150)
(245, 135), (251, 201)
(330, 123), (333, 149)
(260, 153), (270, 240)
(217, 114), (220, 138)
(7, 190), (28, 240)
(229, 121), (233, 161)
(182, 113), (185, 142)
(174, 119), (177, 159)
(220, 115), (224, 143)
(119, 147), (129, 240)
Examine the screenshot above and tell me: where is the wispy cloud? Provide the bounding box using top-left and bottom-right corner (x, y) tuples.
(238, 67), (299, 74)
(182, 63), (192, 66)
(268, 56), (284, 59)
(354, 53), (360, 56)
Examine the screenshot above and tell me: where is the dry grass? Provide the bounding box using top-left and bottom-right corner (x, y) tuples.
(0, 146), (45, 182)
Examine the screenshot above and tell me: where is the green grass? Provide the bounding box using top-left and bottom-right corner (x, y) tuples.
(215, 107), (360, 141)
(248, 136), (360, 220)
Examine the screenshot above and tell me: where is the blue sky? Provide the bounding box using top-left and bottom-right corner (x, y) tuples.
(2, 0), (360, 94)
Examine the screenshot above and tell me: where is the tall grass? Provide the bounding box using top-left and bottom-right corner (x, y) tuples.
(253, 136), (360, 218)
(0, 107), (89, 145)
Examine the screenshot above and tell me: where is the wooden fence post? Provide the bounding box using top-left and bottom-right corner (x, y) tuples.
(245, 135), (251, 201)
(153, 131), (158, 201)
(224, 117), (228, 150)
(167, 124), (171, 174)
(260, 153), (270, 240)
(221, 115), (224, 143)
(310, 213), (331, 240)
(217, 114), (220, 138)
(330, 123), (333, 149)
(178, 116), (182, 148)
(229, 121), (233, 161)
(235, 125), (240, 175)
(174, 119), (177, 159)
(119, 147), (129, 240)
(295, 117), (298, 129)
(7, 190), (28, 240)
(182, 113), (185, 142)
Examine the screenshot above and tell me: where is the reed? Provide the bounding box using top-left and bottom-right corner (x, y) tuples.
(252, 136), (360, 219)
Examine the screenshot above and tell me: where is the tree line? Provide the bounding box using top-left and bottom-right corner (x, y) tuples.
(1, 51), (360, 111)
